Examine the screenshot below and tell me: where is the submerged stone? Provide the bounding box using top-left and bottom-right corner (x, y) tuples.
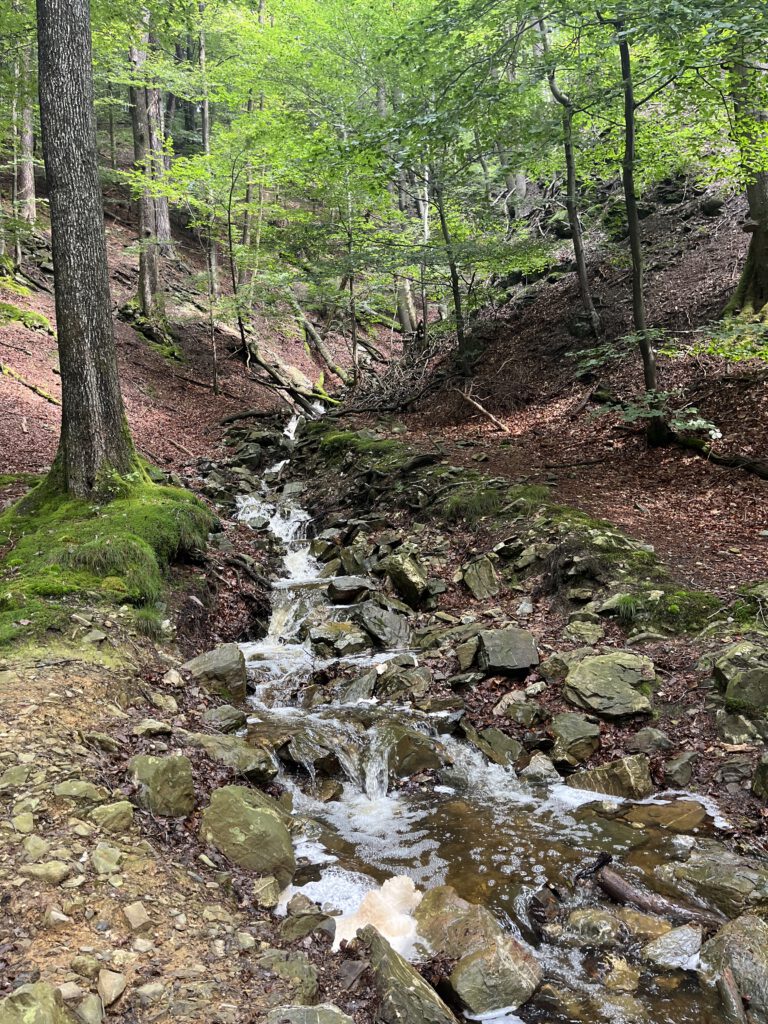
(642, 925), (702, 971)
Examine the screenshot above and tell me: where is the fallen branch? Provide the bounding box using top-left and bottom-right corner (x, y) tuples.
(219, 408), (275, 426)
(166, 437), (195, 458)
(1, 361), (61, 405)
(595, 864), (726, 933)
(0, 341), (33, 356)
(673, 434), (768, 480)
(453, 388), (511, 433)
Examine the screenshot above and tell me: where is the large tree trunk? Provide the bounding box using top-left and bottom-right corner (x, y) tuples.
(36, 0), (136, 498)
(729, 173), (768, 314)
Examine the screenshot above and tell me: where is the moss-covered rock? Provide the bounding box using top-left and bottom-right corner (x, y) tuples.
(129, 754), (195, 817)
(199, 785), (295, 886)
(0, 982), (78, 1023)
(563, 653), (654, 719)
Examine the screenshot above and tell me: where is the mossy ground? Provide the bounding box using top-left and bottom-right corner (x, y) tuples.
(0, 301), (52, 332)
(0, 475), (215, 648)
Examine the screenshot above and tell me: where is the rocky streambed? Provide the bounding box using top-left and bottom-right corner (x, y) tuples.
(187, 417), (768, 1024)
(4, 416), (767, 1024)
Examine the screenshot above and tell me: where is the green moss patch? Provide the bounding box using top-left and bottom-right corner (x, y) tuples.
(0, 301), (52, 333)
(0, 480), (215, 648)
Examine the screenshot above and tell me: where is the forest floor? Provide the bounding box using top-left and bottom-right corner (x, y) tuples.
(1, 181), (767, 1022)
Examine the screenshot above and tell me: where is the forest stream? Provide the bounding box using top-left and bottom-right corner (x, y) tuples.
(233, 420), (728, 1024)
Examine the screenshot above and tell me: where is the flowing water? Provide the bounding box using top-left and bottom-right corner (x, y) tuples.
(235, 435), (725, 1024)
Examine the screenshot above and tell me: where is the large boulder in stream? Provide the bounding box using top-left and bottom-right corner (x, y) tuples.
(387, 725), (448, 777)
(565, 754), (654, 800)
(476, 628), (539, 674)
(327, 575), (377, 604)
(563, 652), (654, 718)
(699, 915), (768, 1024)
(654, 842), (768, 917)
(353, 603), (411, 649)
(182, 644), (247, 703)
(199, 785), (295, 887)
(309, 622), (371, 657)
(360, 925), (459, 1024)
(415, 885), (541, 1014)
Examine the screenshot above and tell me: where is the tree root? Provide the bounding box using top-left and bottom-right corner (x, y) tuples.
(673, 434), (768, 480)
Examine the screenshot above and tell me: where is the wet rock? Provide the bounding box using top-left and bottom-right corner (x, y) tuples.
(128, 754), (195, 817)
(266, 1008), (354, 1024)
(615, 908), (671, 941)
(413, 886), (541, 1013)
(627, 728), (673, 754)
(520, 753), (561, 784)
(563, 653), (654, 719)
(565, 754), (654, 799)
(97, 970), (127, 1007)
(309, 622), (371, 657)
(327, 575), (377, 603)
(754, 755), (768, 800)
(201, 704), (248, 733)
(361, 924), (459, 1024)
(566, 908), (625, 947)
(188, 733), (278, 783)
(550, 713), (600, 766)
(663, 751), (697, 787)
(460, 722), (521, 766)
(476, 628), (539, 674)
(655, 842), (768, 916)
(461, 556), (499, 600)
(387, 725), (448, 776)
(200, 785), (295, 886)
(699, 915), (768, 1023)
(88, 800), (134, 834)
(182, 643), (247, 703)
(642, 925), (702, 971)
(624, 800), (707, 832)
(0, 982), (79, 1023)
(353, 604), (411, 649)
(604, 957), (641, 994)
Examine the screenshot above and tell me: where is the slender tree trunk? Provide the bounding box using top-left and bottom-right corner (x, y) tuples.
(107, 86), (117, 170)
(18, 69), (36, 223)
(199, 1), (218, 299)
(129, 70), (159, 318)
(538, 15), (600, 335)
(433, 177), (466, 357)
(36, 0), (136, 497)
(616, 20), (668, 444)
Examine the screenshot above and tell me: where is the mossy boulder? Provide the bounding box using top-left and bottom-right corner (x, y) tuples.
(183, 644), (247, 703)
(200, 785), (295, 887)
(565, 754), (653, 800)
(128, 754), (195, 817)
(361, 925), (459, 1024)
(0, 982), (78, 1024)
(563, 653), (654, 719)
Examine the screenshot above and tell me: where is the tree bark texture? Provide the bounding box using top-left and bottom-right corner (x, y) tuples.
(36, 0), (135, 497)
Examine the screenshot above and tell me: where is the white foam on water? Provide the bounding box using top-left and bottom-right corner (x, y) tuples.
(332, 875), (423, 957)
(465, 1009), (526, 1024)
(278, 865), (377, 918)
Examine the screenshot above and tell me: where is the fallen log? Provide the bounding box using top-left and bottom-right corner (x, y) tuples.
(1, 361), (61, 405)
(453, 388), (511, 434)
(595, 864), (727, 933)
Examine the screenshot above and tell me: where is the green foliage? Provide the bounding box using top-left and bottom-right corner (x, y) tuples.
(0, 480), (214, 648)
(693, 319), (768, 363)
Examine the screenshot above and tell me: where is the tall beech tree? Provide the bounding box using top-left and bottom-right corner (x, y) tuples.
(36, 0), (136, 497)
